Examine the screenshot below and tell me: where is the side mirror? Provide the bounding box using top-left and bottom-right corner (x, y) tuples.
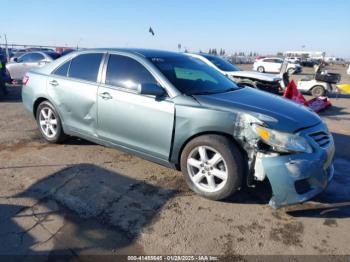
(13, 57), (18, 62)
(137, 83), (165, 97)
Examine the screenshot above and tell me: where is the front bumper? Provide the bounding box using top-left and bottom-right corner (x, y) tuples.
(259, 123), (335, 208)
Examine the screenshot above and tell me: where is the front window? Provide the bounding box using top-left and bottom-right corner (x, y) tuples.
(106, 54), (157, 90)
(202, 55), (240, 72)
(148, 56), (239, 95)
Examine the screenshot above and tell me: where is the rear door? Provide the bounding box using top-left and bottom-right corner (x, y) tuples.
(47, 52), (104, 136)
(97, 53), (175, 160)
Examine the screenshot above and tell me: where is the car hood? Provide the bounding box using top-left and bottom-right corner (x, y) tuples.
(227, 70), (281, 82)
(193, 87), (321, 133)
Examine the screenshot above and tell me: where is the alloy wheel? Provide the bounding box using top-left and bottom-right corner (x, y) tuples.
(187, 146), (228, 193)
(39, 107), (58, 138)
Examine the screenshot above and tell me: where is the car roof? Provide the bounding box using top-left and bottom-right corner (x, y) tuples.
(91, 48), (182, 58)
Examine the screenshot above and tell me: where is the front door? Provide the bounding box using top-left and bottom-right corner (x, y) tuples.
(97, 54), (175, 160)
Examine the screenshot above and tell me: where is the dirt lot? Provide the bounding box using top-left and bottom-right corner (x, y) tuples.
(0, 64), (349, 259)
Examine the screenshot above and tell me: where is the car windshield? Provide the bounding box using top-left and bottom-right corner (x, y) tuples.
(148, 55), (240, 95)
(202, 54), (240, 72)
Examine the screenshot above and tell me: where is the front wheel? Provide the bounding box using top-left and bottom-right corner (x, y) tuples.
(180, 135), (243, 200)
(36, 101), (67, 143)
(311, 85), (326, 97)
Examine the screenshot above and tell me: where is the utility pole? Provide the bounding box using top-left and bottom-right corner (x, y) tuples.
(4, 34), (10, 62)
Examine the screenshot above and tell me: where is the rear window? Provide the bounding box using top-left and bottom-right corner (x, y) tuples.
(45, 52), (61, 60)
(68, 53), (103, 82)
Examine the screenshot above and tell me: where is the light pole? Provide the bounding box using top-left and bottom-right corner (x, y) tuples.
(4, 34), (10, 62)
(76, 38), (82, 50)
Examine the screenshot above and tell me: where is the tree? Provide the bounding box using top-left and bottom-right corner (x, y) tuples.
(209, 48), (212, 54)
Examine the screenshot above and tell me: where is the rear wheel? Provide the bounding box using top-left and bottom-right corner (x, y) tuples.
(257, 66), (265, 73)
(180, 135), (243, 200)
(36, 101), (67, 143)
(311, 85), (326, 97)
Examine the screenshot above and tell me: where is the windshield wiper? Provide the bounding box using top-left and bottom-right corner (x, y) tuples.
(187, 88), (238, 96)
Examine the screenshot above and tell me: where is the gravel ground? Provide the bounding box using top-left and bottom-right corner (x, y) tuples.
(0, 64), (349, 259)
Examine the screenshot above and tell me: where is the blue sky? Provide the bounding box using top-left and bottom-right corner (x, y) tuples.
(1, 0), (349, 57)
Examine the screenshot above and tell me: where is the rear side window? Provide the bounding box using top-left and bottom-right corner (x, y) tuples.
(68, 53), (103, 82)
(53, 60), (70, 77)
(105, 54), (156, 90)
(263, 59), (274, 63)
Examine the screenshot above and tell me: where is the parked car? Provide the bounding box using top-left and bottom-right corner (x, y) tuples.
(299, 59), (317, 67)
(253, 57), (302, 75)
(285, 57), (301, 64)
(6, 51), (60, 80)
(22, 49), (334, 208)
(186, 53), (281, 94)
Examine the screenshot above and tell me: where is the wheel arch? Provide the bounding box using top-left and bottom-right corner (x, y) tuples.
(33, 97), (50, 119)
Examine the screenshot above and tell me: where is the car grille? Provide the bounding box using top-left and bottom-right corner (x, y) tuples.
(308, 131), (331, 148)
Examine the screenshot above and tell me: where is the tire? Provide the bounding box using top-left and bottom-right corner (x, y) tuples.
(180, 135), (243, 200)
(36, 101), (67, 143)
(311, 85), (326, 97)
(257, 66), (264, 73)
(287, 68), (295, 75)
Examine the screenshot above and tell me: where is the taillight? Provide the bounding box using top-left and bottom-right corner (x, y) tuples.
(22, 75), (29, 86)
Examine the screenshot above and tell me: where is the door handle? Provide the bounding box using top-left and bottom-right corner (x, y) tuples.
(49, 80), (59, 87)
(99, 92), (112, 100)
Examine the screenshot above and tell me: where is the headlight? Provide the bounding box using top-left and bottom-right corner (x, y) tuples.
(254, 125), (312, 153)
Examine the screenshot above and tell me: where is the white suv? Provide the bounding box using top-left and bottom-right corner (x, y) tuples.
(253, 57), (302, 75)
